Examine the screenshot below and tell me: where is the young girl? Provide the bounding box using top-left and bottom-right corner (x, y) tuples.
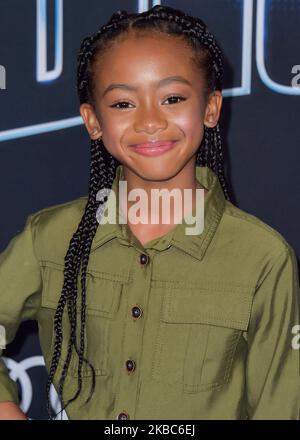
(0, 5), (299, 420)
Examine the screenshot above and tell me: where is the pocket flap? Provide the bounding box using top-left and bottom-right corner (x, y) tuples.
(41, 263), (123, 317)
(162, 286), (255, 331)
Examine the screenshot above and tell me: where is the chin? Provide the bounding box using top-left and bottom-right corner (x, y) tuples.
(137, 164), (181, 183)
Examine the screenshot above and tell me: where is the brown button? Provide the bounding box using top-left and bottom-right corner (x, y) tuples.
(131, 305), (143, 319)
(139, 253), (149, 265)
(117, 411), (129, 420)
(125, 359), (136, 372)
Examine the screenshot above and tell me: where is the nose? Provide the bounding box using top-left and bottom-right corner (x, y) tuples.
(133, 102), (168, 134)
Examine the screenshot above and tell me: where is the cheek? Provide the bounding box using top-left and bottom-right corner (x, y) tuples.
(173, 103), (205, 140)
(99, 116), (128, 154)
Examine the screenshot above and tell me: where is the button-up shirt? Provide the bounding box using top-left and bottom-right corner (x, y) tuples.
(0, 164), (299, 419)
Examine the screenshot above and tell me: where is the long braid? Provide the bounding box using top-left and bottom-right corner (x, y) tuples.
(57, 140), (104, 405)
(75, 140), (115, 402)
(46, 141), (99, 417)
(45, 213), (85, 417)
(46, 4), (231, 419)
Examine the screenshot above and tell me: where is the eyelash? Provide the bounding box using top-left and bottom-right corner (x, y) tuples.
(109, 95), (187, 110)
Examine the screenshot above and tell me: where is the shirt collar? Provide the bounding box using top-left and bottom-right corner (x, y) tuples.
(91, 164), (226, 261)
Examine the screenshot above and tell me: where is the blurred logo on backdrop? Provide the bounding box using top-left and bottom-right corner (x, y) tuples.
(2, 356), (68, 420)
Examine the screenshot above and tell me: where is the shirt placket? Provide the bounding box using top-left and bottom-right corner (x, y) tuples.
(114, 239), (156, 421)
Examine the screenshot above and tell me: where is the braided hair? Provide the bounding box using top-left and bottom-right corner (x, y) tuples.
(45, 4), (231, 419)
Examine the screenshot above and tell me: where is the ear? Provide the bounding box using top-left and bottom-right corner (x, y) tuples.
(79, 103), (103, 140)
(203, 91), (223, 128)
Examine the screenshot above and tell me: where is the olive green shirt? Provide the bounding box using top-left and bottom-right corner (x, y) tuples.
(0, 164), (299, 420)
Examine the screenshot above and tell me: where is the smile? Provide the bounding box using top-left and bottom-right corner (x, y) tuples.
(130, 140), (178, 156)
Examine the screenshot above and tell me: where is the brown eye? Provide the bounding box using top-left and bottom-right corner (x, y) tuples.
(109, 101), (134, 110)
(163, 95), (187, 105)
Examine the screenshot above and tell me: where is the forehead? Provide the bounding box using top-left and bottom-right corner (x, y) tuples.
(93, 32), (201, 87)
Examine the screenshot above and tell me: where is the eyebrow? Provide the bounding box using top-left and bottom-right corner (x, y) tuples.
(102, 75), (193, 97)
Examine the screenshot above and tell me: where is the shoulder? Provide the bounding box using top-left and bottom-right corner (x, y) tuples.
(212, 200), (297, 288)
(221, 200), (293, 256)
(27, 196), (89, 264)
(29, 196), (88, 226)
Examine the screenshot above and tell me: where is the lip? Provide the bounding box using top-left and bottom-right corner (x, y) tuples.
(130, 140), (178, 156)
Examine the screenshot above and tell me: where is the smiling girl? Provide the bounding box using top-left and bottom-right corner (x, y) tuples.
(0, 5), (299, 420)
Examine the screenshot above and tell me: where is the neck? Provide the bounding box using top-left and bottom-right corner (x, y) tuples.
(119, 164), (208, 226)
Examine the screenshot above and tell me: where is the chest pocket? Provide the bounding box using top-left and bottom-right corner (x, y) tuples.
(151, 285), (254, 393)
(39, 262), (123, 379)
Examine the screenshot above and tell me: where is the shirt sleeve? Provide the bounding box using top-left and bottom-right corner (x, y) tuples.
(245, 245), (300, 419)
(0, 214), (42, 404)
